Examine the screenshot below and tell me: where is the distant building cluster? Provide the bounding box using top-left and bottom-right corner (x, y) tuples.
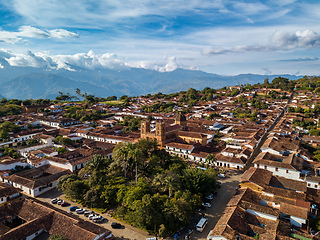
(2, 86), (320, 239)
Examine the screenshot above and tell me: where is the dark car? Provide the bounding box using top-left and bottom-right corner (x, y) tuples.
(111, 222), (122, 229)
(70, 206), (78, 211)
(184, 229), (194, 239)
(61, 201), (69, 207)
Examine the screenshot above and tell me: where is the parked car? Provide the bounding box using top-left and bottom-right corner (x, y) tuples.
(202, 202), (211, 208)
(51, 198), (59, 204)
(70, 206), (78, 211)
(205, 194), (213, 200)
(84, 210), (94, 217)
(88, 214), (99, 220)
(218, 173), (225, 178)
(93, 216), (104, 223)
(184, 229), (194, 239)
(211, 191), (218, 195)
(57, 200), (63, 205)
(111, 222), (122, 229)
(75, 208), (86, 214)
(61, 201), (69, 207)
(217, 181), (221, 188)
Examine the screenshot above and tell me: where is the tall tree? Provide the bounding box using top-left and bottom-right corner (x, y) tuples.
(129, 147), (142, 184)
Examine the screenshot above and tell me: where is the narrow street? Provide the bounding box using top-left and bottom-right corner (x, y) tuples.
(244, 91), (294, 170)
(179, 172), (242, 240)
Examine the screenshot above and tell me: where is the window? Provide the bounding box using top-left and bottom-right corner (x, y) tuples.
(275, 167), (278, 171)
(308, 183), (311, 187)
(315, 185), (318, 188)
(257, 164), (259, 168)
(286, 170), (289, 173)
(264, 166), (267, 170)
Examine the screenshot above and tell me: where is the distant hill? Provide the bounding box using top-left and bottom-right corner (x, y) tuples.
(0, 73), (119, 100)
(0, 65), (303, 99)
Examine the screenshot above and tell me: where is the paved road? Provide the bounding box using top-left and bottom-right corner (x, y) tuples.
(37, 188), (154, 240)
(244, 91), (294, 171)
(180, 172), (242, 240)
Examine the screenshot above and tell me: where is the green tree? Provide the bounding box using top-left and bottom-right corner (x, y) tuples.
(26, 138), (39, 146)
(57, 147), (68, 154)
(63, 180), (88, 200)
(49, 234), (67, 240)
(206, 154), (216, 165)
(182, 168), (216, 198)
(130, 147), (143, 184)
(164, 173), (179, 197)
(57, 174), (80, 191)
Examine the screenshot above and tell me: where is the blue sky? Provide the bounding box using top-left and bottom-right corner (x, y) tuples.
(0, 0), (320, 75)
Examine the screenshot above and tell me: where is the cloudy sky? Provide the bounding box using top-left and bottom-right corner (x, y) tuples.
(0, 0), (320, 75)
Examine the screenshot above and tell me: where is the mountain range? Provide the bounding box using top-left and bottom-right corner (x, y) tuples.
(0, 63), (303, 100)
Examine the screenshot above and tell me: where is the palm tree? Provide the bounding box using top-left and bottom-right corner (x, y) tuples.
(113, 143), (131, 178)
(129, 147), (142, 184)
(206, 154), (216, 166)
(85, 154), (108, 172)
(164, 174), (179, 197)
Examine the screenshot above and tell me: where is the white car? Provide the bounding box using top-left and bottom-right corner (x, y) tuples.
(88, 214), (99, 220)
(84, 210), (94, 217)
(75, 208), (86, 214)
(205, 195), (213, 200)
(51, 198), (59, 204)
(202, 202), (211, 208)
(218, 173), (225, 178)
(93, 216), (104, 223)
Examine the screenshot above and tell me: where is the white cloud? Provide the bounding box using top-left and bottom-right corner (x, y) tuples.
(203, 29), (320, 55)
(5, 0), (274, 29)
(271, 30), (320, 48)
(5, 51), (48, 68)
(130, 56), (193, 72)
(0, 26), (78, 44)
(2, 50), (190, 72)
(18, 26), (50, 38)
(48, 29), (79, 39)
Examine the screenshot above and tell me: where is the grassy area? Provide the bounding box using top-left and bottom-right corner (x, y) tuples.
(100, 100), (124, 106)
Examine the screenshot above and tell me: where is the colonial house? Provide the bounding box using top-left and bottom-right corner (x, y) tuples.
(27, 148), (113, 172)
(214, 153), (247, 170)
(207, 186), (312, 240)
(260, 134), (300, 156)
(0, 182), (21, 205)
(0, 165), (71, 197)
(38, 117), (81, 128)
(253, 152), (306, 181)
(0, 198), (113, 240)
(165, 142), (194, 156)
(0, 156), (29, 171)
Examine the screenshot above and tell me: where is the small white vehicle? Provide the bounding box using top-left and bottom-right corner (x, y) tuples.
(51, 198), (59, 204)
(93, 216), (104, 223)
(202, 202), (211, 208)
(75, 208), (86, 214)
(205, 195), (213, 200)
(84, 210), (94, 217)
(88, 213), (99, 220)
